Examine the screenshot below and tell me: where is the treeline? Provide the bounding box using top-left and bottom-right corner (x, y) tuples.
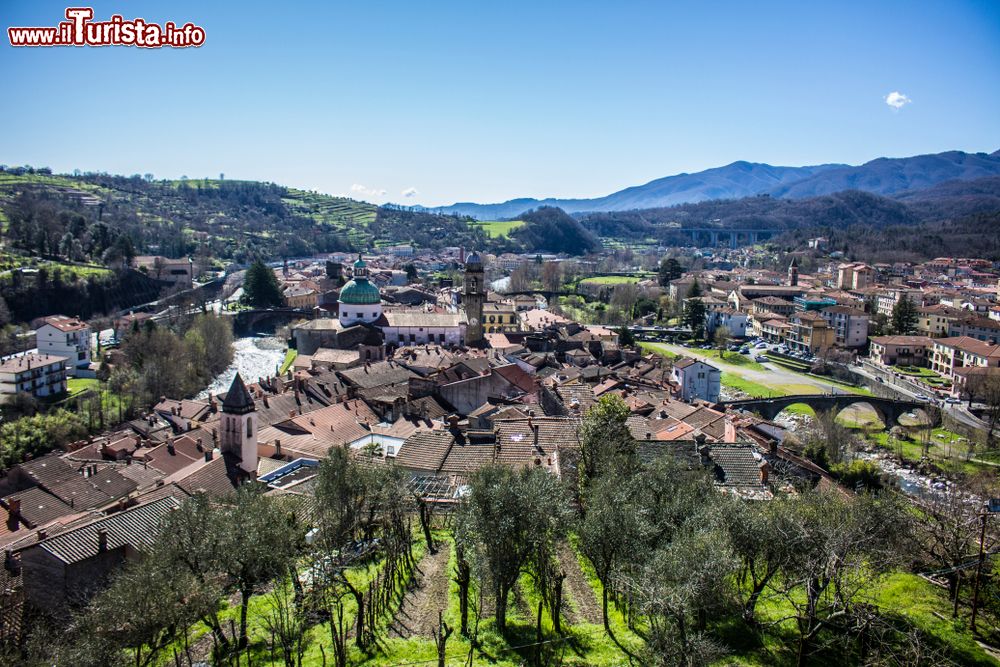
(0, 267), (162, 323)
(575, 176), (1000, 261)
(369, 207), (493, 251)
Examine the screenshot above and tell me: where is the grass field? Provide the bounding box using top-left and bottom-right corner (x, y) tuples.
(66, 377), (98, 398)
(469, 220), (526, 238)
(578, 275), (642, 286)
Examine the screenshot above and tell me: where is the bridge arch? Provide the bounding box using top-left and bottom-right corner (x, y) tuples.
(721, 394), (925, 429)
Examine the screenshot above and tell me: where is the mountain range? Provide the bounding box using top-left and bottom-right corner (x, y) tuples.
(421, 149), (1000, 219)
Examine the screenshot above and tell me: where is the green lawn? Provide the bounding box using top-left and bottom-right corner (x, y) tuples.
(578, 275), (642, 286)
(66, 377), (98, 398)
(469, 220), (526, 238)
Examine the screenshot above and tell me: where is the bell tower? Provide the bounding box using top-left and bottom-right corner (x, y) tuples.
(464, 252), (485, 346)
(220, 373), (258, 475)
(787, 257), (799, 287)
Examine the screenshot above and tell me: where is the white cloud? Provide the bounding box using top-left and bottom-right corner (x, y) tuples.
(401, 187), (419, 198)
(350, 183), (387, 198)
(884, 91), (912, 110)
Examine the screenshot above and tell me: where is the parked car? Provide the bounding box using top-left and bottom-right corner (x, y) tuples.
(945, 397), (961, 404)
(739, 347), (750, 354)
(754, 342), (768, 349)
(754, 355), (769, 362)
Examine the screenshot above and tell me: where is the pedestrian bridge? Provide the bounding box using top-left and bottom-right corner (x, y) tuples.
(720, 394), (927, 426)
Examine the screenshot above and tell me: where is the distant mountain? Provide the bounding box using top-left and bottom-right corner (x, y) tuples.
(427, 162), (844, 218)
(423, 150), (1000, 219)
(769, 150), (1000, 198)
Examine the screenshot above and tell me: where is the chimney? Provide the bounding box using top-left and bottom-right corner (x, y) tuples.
(196, 438), (203, 451)
(166, 440), (175, 455)
(768, 439), (778, 456)
(7, 498), (21, 522)
(37, 529), (47, 542)
(97, 528), (108, 552)
(205, 449), (213, 462)
(759, 460), (771, 486)
(533, 424), (540, 452)
(275, 440), (282, 457)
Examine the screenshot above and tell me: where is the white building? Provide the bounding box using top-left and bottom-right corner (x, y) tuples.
(0, 353), (67, 399)
(35, 315), (93, 377)
(706, 308), (749, 338)
(670, 357), (721, 403)
(381, 311), (466, 347)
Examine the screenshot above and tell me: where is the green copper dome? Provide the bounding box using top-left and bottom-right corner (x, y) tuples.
(339, 277), (381, 305)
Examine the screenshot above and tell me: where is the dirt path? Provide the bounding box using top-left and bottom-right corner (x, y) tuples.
(389, 542), (452, 639)
(557, 542), (603, 625)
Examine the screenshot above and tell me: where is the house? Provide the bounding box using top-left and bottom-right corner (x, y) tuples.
(283, 285), (319, 310)
(35, 315), (93, 377)
(869, 335), (933, 367)
(916, 304), (967, 338)
(706, 308), (749, 338)
(481, 303), (519, 334)
(819, 306), (869, 348)
(19, 496), (182, 616)
(133, 255), (193, 288)
(0, 353), (67, 399)
(670, 357), (721, 403)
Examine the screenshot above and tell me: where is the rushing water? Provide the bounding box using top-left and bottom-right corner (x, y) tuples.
(198, 335), (287, 399)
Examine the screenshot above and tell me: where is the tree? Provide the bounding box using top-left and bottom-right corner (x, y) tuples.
(682, 279), (707, 340)
(541, 261), (562, 292)
(713, 325), (733, 359)
(658, 257), (683, 286)
(578, 394), (636, 493)
(769, 491), (909, 666)
(241, 258), (284, 308)
(616, 324), (636, 349)
(455, 465), (567, 634)
(403, 263), (418, 282)
(890, 294), (918, 335)
(159, 488), (304, 651)
(579, 469), (649, 635)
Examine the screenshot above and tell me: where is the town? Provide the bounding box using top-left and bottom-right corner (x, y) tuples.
(2, 228), (1000, 665)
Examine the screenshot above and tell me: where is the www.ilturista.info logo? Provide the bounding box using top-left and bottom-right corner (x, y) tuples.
(8, 7), (205, 48)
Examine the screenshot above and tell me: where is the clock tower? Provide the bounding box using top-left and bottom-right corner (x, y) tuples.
(464, 252), (485, 346)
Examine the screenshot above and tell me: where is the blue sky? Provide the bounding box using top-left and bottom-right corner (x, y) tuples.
(2, 1), (998, 206)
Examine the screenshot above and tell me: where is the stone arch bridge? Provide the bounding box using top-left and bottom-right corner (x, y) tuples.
(720, 394), (927, 426)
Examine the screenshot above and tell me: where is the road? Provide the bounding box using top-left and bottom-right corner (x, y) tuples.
(641, 341), (854, 396)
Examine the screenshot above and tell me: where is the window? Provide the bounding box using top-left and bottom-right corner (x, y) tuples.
(247, 419), (253, 438)
(356, 312), (362, 319)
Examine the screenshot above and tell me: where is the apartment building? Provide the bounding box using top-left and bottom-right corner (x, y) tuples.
(930, 336), (1000, 378)
(820, 305), (869, 348)
(868, 335), (933, 367)
(0, 353), (67, 399)
(35, 315), (93, 377)
(786, 312), (835, 354)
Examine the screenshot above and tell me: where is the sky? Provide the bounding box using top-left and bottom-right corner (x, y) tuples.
(1, 0), (999, 206)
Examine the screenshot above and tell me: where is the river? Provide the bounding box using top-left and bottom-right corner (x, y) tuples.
(198, 335), (287, 399)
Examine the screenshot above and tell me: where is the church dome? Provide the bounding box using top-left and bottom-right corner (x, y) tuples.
(466, 251), (483, 268)
(339, 277), (381, 305)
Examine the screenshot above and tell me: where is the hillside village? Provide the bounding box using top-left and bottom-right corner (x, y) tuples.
(2, 221), (1000, 664)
